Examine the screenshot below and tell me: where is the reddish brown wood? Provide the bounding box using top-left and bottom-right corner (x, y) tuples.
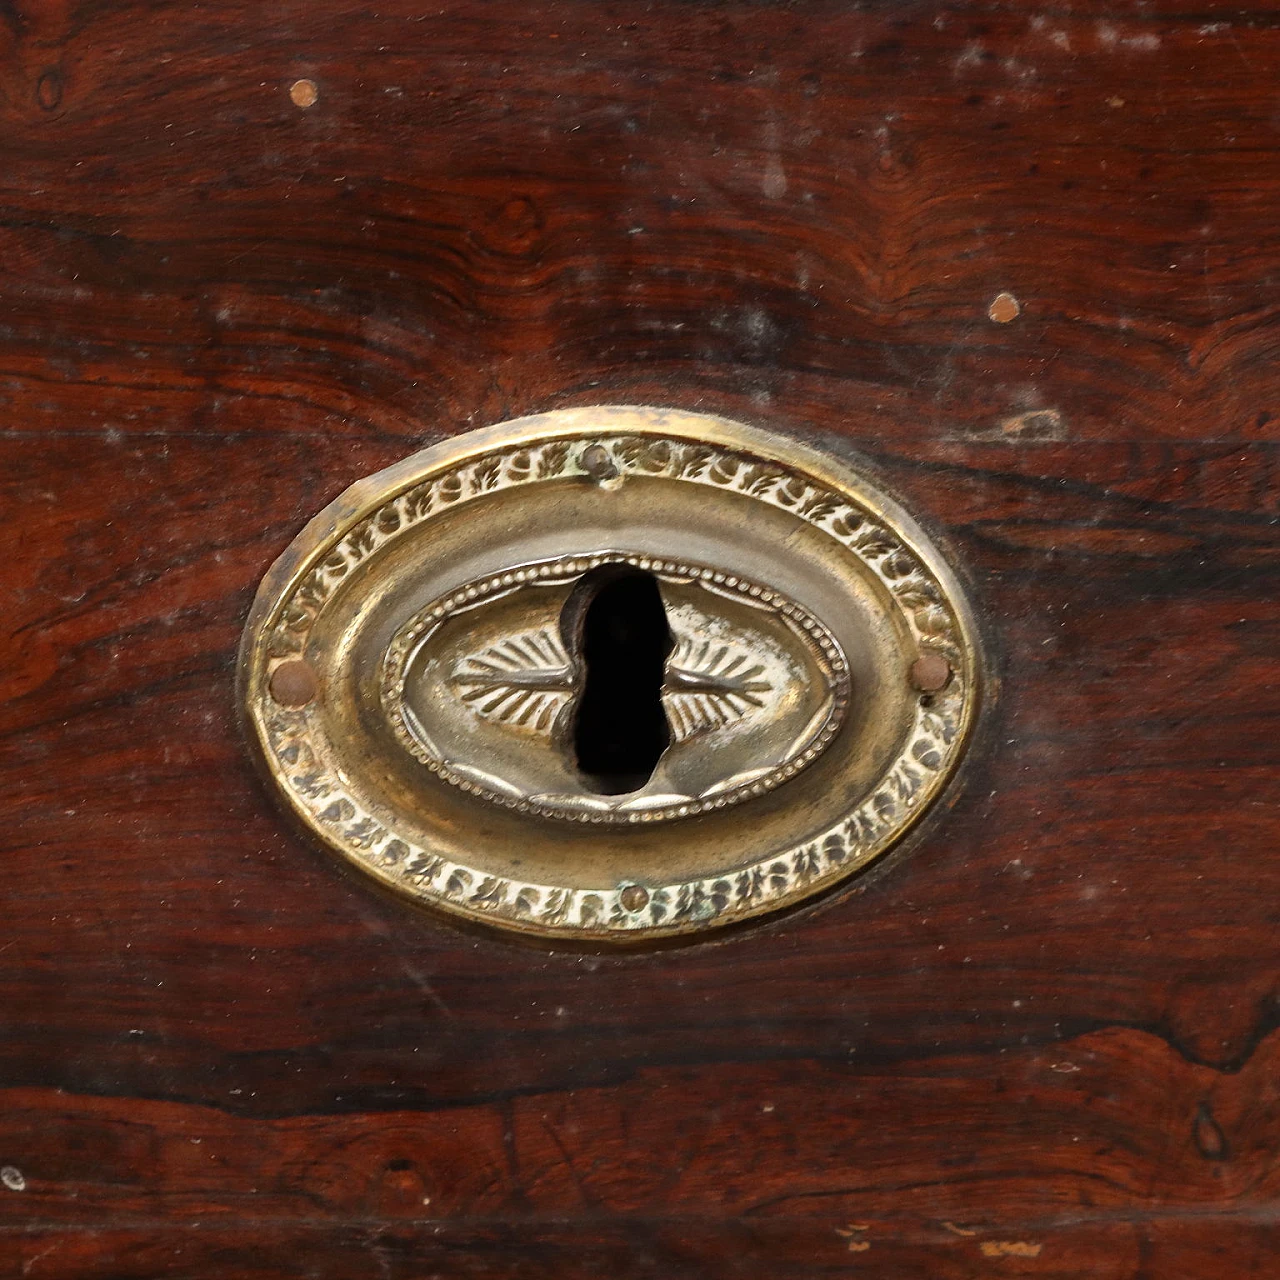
(2, 0), (1279, 1275)
(7, 1218), (1280, 1280)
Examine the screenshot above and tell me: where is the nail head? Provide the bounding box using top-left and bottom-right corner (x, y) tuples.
(910, 653), (953, 692)
(289, 78), (319, 108)
(619, 884), (650, 912)
(988, 291), (1021, 323)
(270, 658), (318, 707)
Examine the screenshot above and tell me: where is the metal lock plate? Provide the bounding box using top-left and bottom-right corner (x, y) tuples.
(241, 407), (981, 941)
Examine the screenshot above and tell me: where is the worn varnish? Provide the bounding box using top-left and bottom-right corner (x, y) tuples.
(2, 0), (1279, 1275)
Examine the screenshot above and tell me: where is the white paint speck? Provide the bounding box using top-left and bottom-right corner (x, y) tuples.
(1, 1167), (25, 1192)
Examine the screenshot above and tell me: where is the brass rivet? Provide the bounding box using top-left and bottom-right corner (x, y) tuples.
(988, 291), (1021, 323)
(269, 658), (318, 707)
(289, 78), (319, 109)
(619, 884), (650, 912)
(910, 653), (953, 692)
(580, 443), (618, 483)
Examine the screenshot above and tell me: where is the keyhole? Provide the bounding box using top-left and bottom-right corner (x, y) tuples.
(565, 568), (674, 794)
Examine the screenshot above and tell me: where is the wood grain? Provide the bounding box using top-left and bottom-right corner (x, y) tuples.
(2, 0), (1279, 1275)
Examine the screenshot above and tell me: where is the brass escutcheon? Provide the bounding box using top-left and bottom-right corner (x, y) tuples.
(240, 407), (982, 941)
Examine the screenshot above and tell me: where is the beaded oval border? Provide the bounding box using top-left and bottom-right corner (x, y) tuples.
(380, 551), (851, 823)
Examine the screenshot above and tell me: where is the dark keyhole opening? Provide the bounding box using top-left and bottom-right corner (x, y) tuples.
(566, 568), (674, 794)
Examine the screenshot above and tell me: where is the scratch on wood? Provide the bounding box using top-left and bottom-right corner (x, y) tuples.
(836, 1223), (871, 1252)
(956, 409), (1067, 443)
(980, 1240), (1043, 1258)
(22, 1242), (58, 1276)
(997, 409), (1066, 441)
(952, 408), (1067, 443)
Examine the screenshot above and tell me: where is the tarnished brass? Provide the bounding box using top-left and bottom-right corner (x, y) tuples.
(240, 407), (982, 941)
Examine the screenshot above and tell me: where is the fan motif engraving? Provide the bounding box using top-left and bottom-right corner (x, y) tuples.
(453, 629), (572, 732)
(663, 634), (771, 743)
(452, 625), (773, 743)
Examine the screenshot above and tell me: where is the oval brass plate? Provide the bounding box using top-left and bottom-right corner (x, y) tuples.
(241, 407), (982, 942)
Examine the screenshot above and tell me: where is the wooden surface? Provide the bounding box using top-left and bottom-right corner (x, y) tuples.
(2, 0), (1279, 1275)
